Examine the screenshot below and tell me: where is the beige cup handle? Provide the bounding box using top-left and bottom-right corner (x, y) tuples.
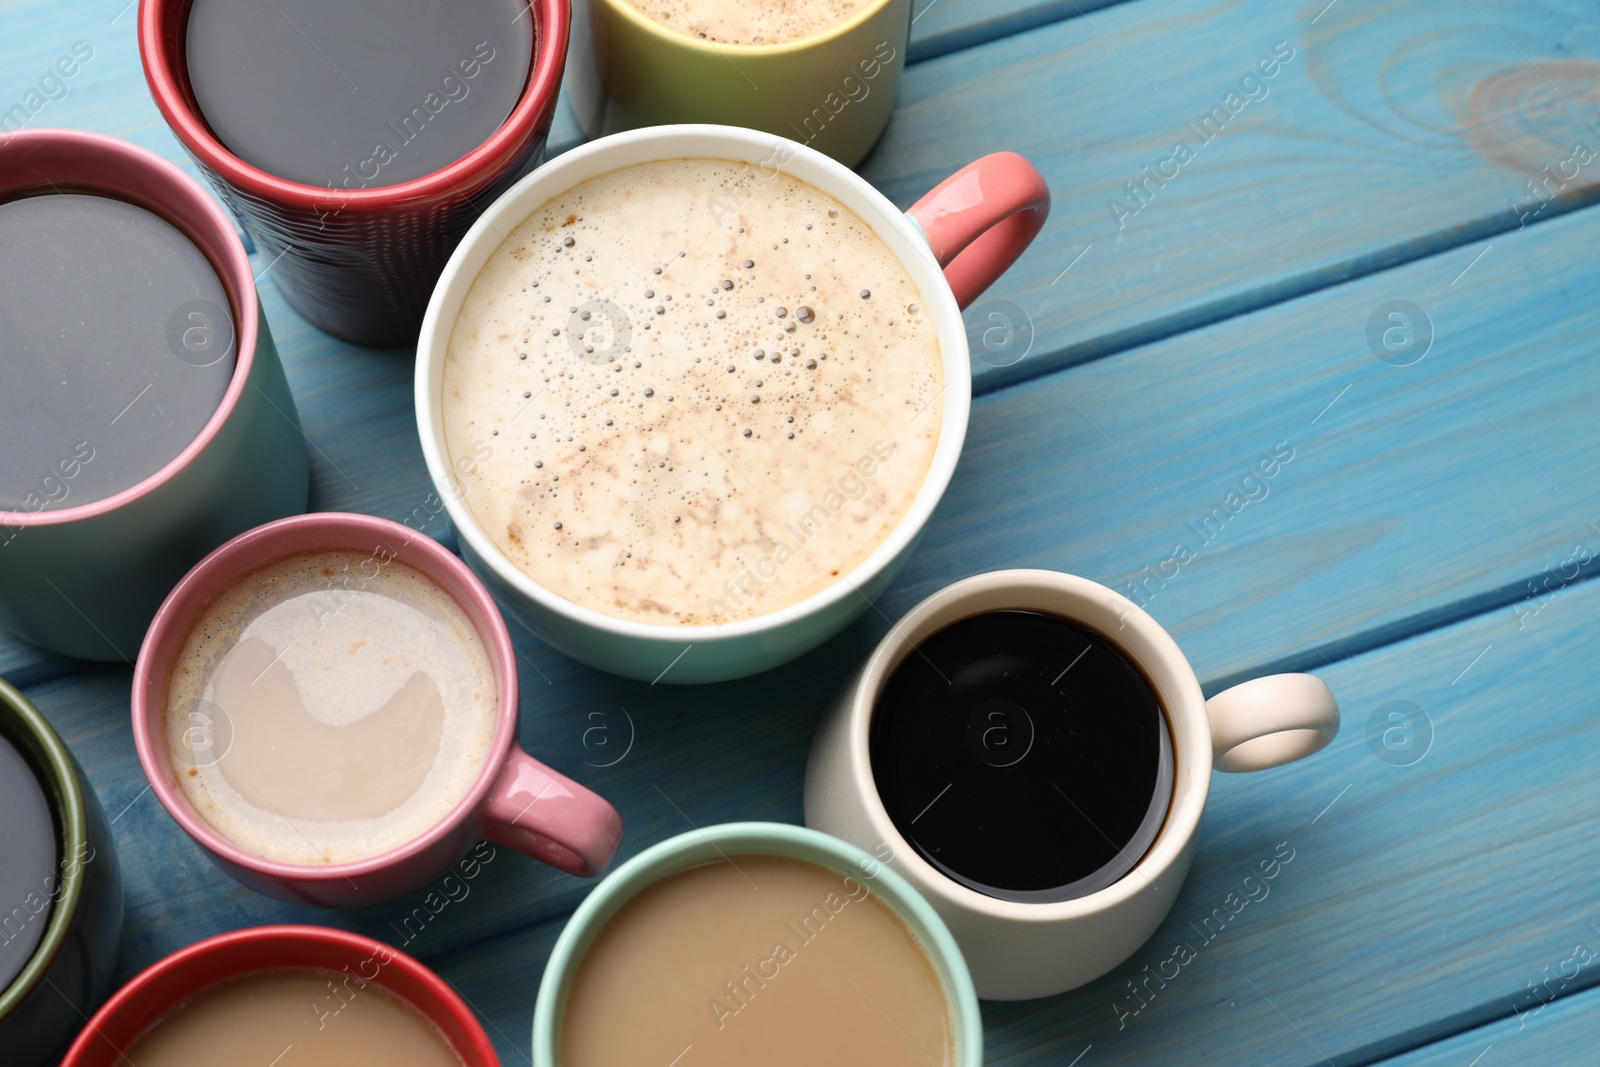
(1206, 674), (1339, 773)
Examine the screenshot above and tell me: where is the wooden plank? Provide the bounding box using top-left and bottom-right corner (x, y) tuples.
(1371, 983), (1600, 1066)
(897, 206), (1600, 691)
(849, 0), (1600, 394)
(21, 204), (1600, 1062)
(904, 0), (1129, 63)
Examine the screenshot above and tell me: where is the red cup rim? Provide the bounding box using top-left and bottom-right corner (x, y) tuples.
(130, 513), (521, 886)
(138, 0), (570, 212)
(0, 127), (260, 528)
(60, 924), (499, 1066)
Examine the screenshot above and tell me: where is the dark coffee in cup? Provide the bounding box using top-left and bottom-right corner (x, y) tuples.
(0, 677), (124, 1067)
(184, 0), (532, 190)
(0, 729), (56, 989)
(0, 192), (235, 511)
(869, 610), (1173, 903)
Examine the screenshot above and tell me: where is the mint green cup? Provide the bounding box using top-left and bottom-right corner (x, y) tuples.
(532, 822), (982, 1066)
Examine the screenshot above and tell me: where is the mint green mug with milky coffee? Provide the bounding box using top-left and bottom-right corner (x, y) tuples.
(531, 822), (981, 1066)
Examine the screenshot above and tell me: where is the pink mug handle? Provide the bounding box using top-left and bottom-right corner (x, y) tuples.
(479, 745), (624, 877)
(908, 151), (1051, 310)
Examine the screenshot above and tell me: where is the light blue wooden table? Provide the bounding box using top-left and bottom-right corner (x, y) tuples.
(6, 0), (1599, 1062)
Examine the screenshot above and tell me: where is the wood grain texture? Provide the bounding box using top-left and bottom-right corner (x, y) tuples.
(904, 0), (1130, 62)
(1371, 981), (1600, 1066)
(904, 209), (1600, 693)
(848, 0), (1600, 394)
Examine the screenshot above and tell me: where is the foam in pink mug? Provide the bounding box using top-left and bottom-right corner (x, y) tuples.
(131, 512), (623, 907)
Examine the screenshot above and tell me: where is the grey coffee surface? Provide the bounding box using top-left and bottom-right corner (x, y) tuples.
(0, 729), (58, 990)
(0, 193), (235, 511)
(185, 0), (533, 189)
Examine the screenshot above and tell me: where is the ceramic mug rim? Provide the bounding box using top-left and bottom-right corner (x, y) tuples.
(0, 679), (89, 1019)
(414, 122), (972, 644)
(138, 0), (570, 211)
(0, 128), (260, 529)
(592, 0), (897, 55)
(130, 512), (522, 886)
(58, 924), (497, 1066)
(531, 821), (983, 1066)
(837, 569), (1214, 922)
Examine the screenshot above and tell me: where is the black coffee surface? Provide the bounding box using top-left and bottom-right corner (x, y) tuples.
(870, 610), (1172, 903)
(0, 193), (235, 511)
(186, 0), (533, 189)
(0, 727), (58, 990)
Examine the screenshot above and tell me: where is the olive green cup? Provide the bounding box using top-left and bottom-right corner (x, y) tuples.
(570, 0), (912, 166)
(0, 678), (124, 1067)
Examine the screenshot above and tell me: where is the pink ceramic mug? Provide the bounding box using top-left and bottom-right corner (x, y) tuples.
(131, 512), (623, 907)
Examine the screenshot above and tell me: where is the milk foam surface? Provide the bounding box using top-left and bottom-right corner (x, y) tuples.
(442, 158), (942, 626)
(620, 0), (871, 45)
(165, 551), (498, 866)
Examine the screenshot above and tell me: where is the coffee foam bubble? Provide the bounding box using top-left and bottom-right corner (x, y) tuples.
(165, 551), (498, 866)
(442, 158), (943, 626)
(620, 0), (871, 44)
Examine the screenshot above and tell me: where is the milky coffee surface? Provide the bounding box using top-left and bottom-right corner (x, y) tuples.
(442, 158), (942, 626)
(620, 0), (871, 44)
(166, 551), (498, 865)
(126, 969), (462, 1067)
(561, 856), (954, 1067)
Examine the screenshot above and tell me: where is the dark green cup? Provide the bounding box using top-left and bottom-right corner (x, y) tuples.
(0, 678), (124, 1066)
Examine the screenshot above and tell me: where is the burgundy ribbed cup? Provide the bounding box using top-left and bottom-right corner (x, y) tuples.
(139, 0), (569, 348)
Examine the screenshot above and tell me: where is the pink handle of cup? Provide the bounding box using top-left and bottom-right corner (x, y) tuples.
(908, 151), (1051, 310)
(480, 745), (624, 877)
